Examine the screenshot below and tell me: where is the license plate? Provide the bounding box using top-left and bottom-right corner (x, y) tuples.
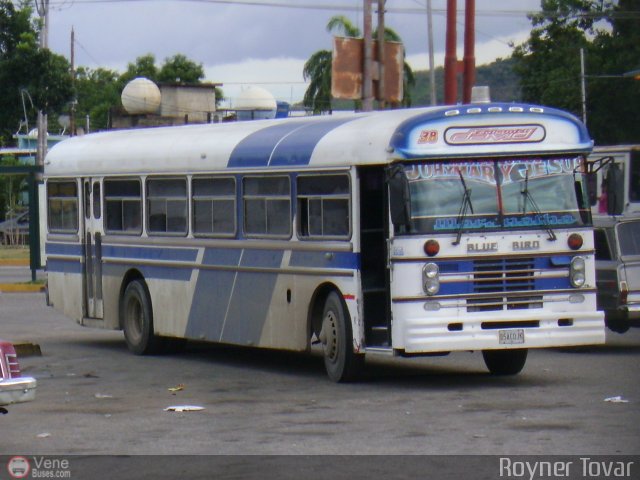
(499, 329), (525, 345)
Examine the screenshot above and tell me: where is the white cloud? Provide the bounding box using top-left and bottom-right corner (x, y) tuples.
(204, 57), (309, 106)
(207, 28), (533, 106)
(405, 28), (530, 72)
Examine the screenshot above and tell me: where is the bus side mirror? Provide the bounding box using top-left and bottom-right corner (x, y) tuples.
(605, 163), (624, 216)
(387, 165), (411, 230)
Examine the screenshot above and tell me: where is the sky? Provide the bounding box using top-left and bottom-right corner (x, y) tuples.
(44, 0), (543, 106)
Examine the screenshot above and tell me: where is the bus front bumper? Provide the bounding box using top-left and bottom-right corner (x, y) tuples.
(394, 310), (605, 354)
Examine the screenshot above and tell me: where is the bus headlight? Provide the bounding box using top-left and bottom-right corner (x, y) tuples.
(570, 256), (586, 288)
(423, 263), (440, 295)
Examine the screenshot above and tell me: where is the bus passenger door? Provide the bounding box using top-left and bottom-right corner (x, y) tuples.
(83, 179), (104, 320)
(359, 167), (392, 347)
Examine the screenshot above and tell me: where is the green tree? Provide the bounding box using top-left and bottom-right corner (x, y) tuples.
(583, 0), (640, 144)
(75, 66), (121, 131)
(512, 1), (594, 114)
(0, 155), (26, 222)
(158, 54), (205, 84)
(303, 50), (333, 114)
(326, 15), (360, 37)
(120, 54), (159, 84)
(303, 16), (359, 114)
(0, 0), (72, 145)
(511, 0), (639, 144)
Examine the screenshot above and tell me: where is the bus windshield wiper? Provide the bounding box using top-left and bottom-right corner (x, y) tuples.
(521, 171), (557, 241)
(452, 170), (474, 246)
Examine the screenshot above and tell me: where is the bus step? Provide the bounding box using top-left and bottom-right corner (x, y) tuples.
(371, 326), (389, 332)
(365, 346), (393, 355)
(362, 287), (387, 294)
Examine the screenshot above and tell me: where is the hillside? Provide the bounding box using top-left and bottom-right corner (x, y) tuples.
(409, 57), (522, 106)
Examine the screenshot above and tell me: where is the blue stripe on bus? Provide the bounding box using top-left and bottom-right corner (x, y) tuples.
(228, 117), (357, 168)
(101, 245), (199, 262)
(268, 118), (357, 167)
(47, 257), (83, 274)
(289, 250), (359, 270)
(46, 242), (83, 256)
(102, 263), (194, 282)
(437, 276), (571, 296)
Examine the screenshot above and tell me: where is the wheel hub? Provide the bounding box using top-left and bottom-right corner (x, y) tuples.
(319, 311), (338, 362)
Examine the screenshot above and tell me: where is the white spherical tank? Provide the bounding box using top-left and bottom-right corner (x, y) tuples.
(235, 86), (277, 120)
(121, 77), (161, 115)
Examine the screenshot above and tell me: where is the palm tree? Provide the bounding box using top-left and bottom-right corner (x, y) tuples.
(302, 15), (415, 113)
(303, 50), (333, 115)
(326, 15), (361, 37)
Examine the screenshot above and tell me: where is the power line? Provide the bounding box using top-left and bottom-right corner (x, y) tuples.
(45, 0), (640, 19)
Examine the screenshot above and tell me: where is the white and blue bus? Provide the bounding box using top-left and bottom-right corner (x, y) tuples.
(41, 103), (605, 381)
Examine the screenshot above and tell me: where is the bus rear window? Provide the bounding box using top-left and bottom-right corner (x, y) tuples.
(104, 179), (142, 234)
(47, 180), (78, 233)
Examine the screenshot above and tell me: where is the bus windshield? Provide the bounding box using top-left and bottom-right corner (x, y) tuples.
(403, 157), (591, 234)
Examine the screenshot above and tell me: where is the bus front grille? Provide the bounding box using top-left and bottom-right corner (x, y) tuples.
(467, 258), (540, 312)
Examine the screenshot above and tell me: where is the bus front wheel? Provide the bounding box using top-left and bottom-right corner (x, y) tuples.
(122, 280), (161, 355)
(319, 291), (364, 382)
(482, 349), (528, 376)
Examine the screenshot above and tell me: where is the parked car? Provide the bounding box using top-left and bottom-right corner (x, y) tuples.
(593, 216), (640, 333)
(0, 339), (36, 409)
(0, 210), (29, 245)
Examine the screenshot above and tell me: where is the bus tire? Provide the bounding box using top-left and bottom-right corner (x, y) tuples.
(121, 280), (161, 355)
(319, 291), (364, 382)
(482, 348), (528, 376)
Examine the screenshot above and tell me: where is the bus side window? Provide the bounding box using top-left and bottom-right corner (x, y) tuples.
(146, 178), (188, 236)
(297, 174), (350, 239)
(104, 179), (142, 235)
(243, 176), (291, 238)
(47, 180), (79, 234)
(192, 177), (236, 237)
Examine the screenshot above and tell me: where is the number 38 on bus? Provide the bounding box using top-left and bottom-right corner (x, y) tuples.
(41, 102), (605, 381)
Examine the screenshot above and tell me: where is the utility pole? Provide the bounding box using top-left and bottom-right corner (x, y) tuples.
(30, 0), (49, 278)
(462, 0), (476, 103)
(362, 0), (374, 112)
(444, 0), (457, 104)
(34, 0), (50, 167)
(580, 48), (587, 126)
(426, 0), (436, 105)
(70, 27), (76, 136)
(376, 0), (386, 109)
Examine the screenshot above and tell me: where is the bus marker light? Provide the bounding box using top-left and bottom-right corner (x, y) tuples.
(424, 240), (440, 257)
(568, 233), (583, 250)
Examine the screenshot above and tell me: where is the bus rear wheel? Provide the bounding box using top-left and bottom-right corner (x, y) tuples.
(482, 349), (528, 376)
(319, 291), (364, 382)
(121, 280), (161, 355)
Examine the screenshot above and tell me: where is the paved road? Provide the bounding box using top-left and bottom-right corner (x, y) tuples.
(0, 265), (45, 284)
(1, 292), (639, 461)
